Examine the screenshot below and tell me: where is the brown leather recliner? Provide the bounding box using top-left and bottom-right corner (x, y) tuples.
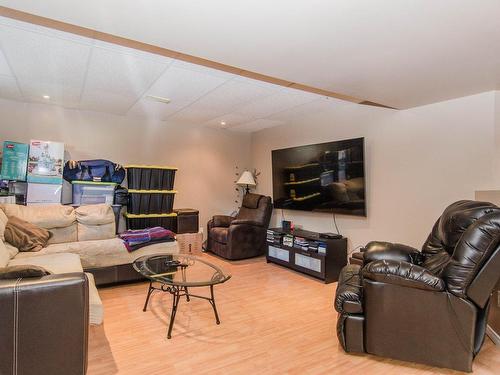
(335, 200), (500, 372)
(206, 193), (272, 260)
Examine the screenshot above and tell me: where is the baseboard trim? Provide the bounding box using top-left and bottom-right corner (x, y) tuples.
(486, 325), (500, 345)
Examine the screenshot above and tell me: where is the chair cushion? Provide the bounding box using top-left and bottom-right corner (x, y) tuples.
(211, 227), (228, 244)
(334, 264), (363, 314)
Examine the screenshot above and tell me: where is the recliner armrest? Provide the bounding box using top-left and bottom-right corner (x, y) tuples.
(212, 215), (235, 228)
(0, 273), (89, 375)
(335, 264), (363, 314)
(363, 241), (424, 265)
(362, 259), (445, 291)
(230, 218), (262, 226)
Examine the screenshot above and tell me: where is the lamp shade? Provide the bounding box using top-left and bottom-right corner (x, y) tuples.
(236, 171), (256, 186)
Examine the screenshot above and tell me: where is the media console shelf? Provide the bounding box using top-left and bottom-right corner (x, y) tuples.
(266, 227), (347, 283)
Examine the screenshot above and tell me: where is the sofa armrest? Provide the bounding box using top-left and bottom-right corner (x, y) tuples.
(212, 215), (235, 228)
(362, 241), (424, 265)
(230, 218), (262, 226)
(0, 273), (89, 375)
(362, 259), (445, 291)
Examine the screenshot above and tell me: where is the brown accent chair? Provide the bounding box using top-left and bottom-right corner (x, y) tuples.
(335, 200), (500, 372)
(206, 194), (272, 260)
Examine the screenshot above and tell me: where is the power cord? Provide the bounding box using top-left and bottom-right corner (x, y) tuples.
(332, 213), (340, 234)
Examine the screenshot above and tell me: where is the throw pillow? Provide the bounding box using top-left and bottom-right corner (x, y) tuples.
(4, 216), (52, 252)
(0, 265), (51, 279)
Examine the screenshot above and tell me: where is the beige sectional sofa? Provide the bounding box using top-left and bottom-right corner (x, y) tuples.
(0, 203), (178, 325)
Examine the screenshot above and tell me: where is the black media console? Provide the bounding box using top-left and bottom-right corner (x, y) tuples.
(266, 227), (347, 283)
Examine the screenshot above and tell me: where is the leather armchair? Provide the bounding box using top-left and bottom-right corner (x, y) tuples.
(207, 193), (272, 260)
(335, 200), (500, 372)
(0, 273), (89, 375)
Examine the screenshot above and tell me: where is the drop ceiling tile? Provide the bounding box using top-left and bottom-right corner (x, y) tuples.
(192, 78), (277, 112)
(203, 113), (255, 129)
(166, 106), (222, 124)
(127, 98), (186, 121)
(172, 59), (236, 80)
(84, 46), (168, 96)
(0, 16), (93, 46)
(92, 40), (173, 64)
(230, 119), (285, 133)
(146, 65), (229, 105)
(267, 98), (334, 121)
(0, 50), (13, 76)
(0, 24), (91, 88)
(233, 89), (319, 119)
(0, 75), (23, 101)
(20, 81), (81, 108)
(79, 90), (139, 115)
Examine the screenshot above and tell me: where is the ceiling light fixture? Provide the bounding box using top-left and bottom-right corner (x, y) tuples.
(42, 95), (50, 99)
(220, 121), (227, 127)
(145, 95), (171, 104)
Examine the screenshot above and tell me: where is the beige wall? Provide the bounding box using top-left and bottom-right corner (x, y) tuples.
(251, 91), (498, 251)
(0, 98), (252, 230)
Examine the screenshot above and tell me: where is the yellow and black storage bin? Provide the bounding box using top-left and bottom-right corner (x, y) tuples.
(124, 213), (177, 231)
(127, 189), (177, 214)
(125, 165), (177, 190)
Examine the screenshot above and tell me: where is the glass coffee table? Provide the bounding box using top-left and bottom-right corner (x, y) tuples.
(133, 254), (231, 339)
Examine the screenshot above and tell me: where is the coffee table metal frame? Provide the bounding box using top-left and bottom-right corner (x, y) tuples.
(137, 255), (230, 339)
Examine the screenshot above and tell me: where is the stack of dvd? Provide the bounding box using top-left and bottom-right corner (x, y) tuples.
(294, 236), (309, 250)
(266, 230), (284, 245)
(283, 234), (294, 247)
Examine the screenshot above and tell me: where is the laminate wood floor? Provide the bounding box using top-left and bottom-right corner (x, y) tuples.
(88, 254), (500, 375)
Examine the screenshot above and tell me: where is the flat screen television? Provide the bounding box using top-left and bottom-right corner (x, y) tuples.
(272, 137), (366, 216)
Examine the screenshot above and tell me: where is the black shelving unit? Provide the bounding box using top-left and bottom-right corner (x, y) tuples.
(266, 227), (347, 283)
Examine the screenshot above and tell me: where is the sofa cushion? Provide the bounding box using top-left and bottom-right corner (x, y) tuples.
(13, 238), (179, 269)
(0, 203), (76, 229)
(75, 204), (114, 225)
(0, 239), (10, 268)
(0, 264), (51, 279)
(48, 225), (78, 244)
(211, 227), (228, 244)
(77, 222), (115, 242)
(0, 208), (7, 240)
(5, 216), (51, 252)
(9, 252), (83, 274)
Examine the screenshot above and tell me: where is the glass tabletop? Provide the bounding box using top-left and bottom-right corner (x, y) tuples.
(133, 254), (231, 287)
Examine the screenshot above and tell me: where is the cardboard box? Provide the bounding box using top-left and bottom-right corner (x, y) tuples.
(176, 232), (203, 254)
(27, 183), (62, 205)
(1, 141), (29, 181)
(27, 140), (64, 184)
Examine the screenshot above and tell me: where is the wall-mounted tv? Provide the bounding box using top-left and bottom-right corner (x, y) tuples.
(272, 137), (366, 216)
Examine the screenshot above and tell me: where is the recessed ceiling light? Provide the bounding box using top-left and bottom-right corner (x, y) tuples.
(145, 95), (171, 104)
(42, 95), (50, 99)
(220, 121), (227, 126)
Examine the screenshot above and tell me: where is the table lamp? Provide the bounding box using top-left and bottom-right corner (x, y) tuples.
(236, 171), (256, 194)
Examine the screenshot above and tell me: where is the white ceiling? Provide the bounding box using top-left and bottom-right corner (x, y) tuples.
(0, 0), (499, 108)
(0, 16), (344, 132)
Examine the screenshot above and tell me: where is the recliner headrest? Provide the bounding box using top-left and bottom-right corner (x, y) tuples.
(242, 193), (263, 209)
(423, 200), (500, 255)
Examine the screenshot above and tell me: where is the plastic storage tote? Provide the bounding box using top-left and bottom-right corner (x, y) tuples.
(72, 181), (116, 205)
(125, 165), (177, 190)
(124, 212), (177, 231)
(127, 189), (176, 214)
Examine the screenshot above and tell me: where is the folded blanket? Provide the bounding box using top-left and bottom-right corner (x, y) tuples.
(119, 227), (175, 252)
